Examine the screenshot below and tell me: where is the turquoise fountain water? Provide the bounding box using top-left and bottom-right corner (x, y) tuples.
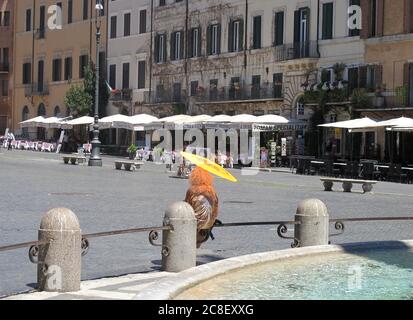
(176, 248), (413, 300)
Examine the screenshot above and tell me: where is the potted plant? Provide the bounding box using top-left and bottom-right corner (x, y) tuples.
(372, 84), (385, 108)
(127, 144), (138, 160)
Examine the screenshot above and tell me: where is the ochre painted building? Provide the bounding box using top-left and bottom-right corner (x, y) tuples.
(12, 0), (108, 138)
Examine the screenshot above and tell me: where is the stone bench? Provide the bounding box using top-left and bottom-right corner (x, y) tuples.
(63, 156), (87, 165)
(115, 161), (144, 171)
(320, 178), (377, 193)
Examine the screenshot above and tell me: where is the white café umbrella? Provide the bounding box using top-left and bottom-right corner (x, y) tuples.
(37, 117), (66, 129)
(66, 116), (94, 126)
(255, 114), (289, 124)
(230, 114), (259, 123)
(205, 115), (233, 123)
(99, 114), (131, 129)
(112, 114), (159, 131)
(318, 117), (377, 130)
(382, 117), (413, 131)
(20, 116), (46, 128)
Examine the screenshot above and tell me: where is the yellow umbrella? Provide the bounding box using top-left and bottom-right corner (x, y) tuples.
(180, 151), (238, 183)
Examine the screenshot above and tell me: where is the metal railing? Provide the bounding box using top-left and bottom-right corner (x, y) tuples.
(109, 88), (132, 102)
(24, 83), (49, 97)
(0, 63), (9, 73)
(274, 41), (319, 62)
(2, 216), (413, 260)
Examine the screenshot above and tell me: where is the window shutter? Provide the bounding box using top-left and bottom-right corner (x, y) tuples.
(207, 25), (212, 55)
(359, 66), (367, 88)
(228, 20), (234, 52)
(171, 32), (175, 60)
(154, 35), (159, 63)
(217, 24), (221, 54)
(375, 65), (383, 87)
(376, 0), (384, 37)
(275, 12), (284, 46)
(197, 27), (202, 57)
(187, 29), (193, 58)
(163, 35), (167, 62)
(239, 19), (244, 51)
(180, 31), (184, 59)
(294, 10), (300, 44)
(360, 0), (371, 39)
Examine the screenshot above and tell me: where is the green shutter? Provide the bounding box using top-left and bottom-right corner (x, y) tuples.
(275, 12), (284, 46)
(228, 20), (234, 52)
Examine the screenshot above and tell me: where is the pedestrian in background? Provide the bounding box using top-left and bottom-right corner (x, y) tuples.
(7, 132), (15, 151)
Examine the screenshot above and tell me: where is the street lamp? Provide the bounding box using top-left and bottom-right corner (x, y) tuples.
(89, 0), (104, 167)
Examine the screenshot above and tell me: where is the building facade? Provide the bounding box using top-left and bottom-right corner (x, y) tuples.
(106, 0), (151, 117)
(0, 0), (13, 134)
(12, 0), (108, 138)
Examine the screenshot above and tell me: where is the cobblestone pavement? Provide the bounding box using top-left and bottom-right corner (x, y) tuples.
(1, 149), (413, 297)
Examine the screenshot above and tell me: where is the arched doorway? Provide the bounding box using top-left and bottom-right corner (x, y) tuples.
(54, 106), (61, 117)
(22, 106), (29, 137)
(37, 103), (46, 140)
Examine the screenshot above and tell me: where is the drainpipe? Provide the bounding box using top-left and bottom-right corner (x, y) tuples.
(185, 0), (189, 114)
(149, 0), (154, 105)
(316, 0), (321, 58)
(244, 0), (248, 70)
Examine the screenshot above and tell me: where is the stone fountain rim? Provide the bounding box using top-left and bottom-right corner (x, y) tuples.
(134, 240), (413, 300)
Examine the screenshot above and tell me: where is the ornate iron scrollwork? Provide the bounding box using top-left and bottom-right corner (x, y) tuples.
(330, 221), (345, 237)
(81, 238), (90, 257)
(29, 245), (39, 264)
(149, 230), (161, 247)
(149, 230), (170, 257)
(277, 224), (301, 248)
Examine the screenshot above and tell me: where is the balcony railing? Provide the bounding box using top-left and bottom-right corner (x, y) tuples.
(274, 41), (319, 62)
(0, 63), (9, 73)
(24, 83), (49, 96)
(110, 89), (132, 102)
(142, 84), (284, 105)
(195, 84), (283, 103)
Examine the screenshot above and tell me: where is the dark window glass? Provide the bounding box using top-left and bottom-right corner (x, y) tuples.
(122, 63), (130, 89)
(322, 2), (333, 40)
(274, 12), (284, 46)
(139, 10), (147, 34)
(138, 61), (146, 89)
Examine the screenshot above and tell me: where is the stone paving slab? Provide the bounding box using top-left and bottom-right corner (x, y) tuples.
(4, 271), (174, 300)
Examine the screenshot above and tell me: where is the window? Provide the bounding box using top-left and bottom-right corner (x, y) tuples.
(56, 2), (62, 27)
(210, 79), (218, 100)
(252, 16), (262, 49)
(26, 9), (32, 32)
(124, 13), (131, 37)
(79, 55), (89, 78)
(22, 63), (31, 84)
(229, 77), (240, 100)
(109, 64), (116, 89)
(54, 106), (61, 117)
(139, 10), (147, 34)
(173, 83), (182, 102)
(2, 11), (10, 27)
(274, 11), (284, 46)
(52, 58), (62, 82)
(138, 61), (146, 89)
(68, 0), (73, 24)
(188, 27), (201, 58)
(122, 63), (130, 89)
(83, 0), (89, 20)
(64, 57), (72, 81)
(39, 6), (46, 38)
(159, 0), (166, 7)
(1, 79), (8, 96)
(294, 7), (310, 58)
(110, 16), (117, 39)
(349, 0), (360, 36)
(229, 19), (244, 52)
(251, 75), (261, 99)
(171, 31), (184, 60)
(37, 60), (44, 92)
(370, 0), (377, 37)
(190, 81), (198, 96)
(2, 48), (9, 67)
(297, 99), (305, 116)
(273, 73), (283, 98)
(155, 34), (166, 63)
(207, 24), (221, 55)
(322, 3), (333, 40)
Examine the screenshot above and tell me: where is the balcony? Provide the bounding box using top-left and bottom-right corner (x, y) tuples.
(274, 41), (319, 62)
(0, 63), (9, 73)
(109, 88), (132, 102)
(353, 87), (413, 110)
(194, 84), (283, 103)
(24, 83), (49, 97)
(35, 28), (45, 40)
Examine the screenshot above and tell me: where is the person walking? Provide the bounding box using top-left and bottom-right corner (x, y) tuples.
(7, 132), (15, 151)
